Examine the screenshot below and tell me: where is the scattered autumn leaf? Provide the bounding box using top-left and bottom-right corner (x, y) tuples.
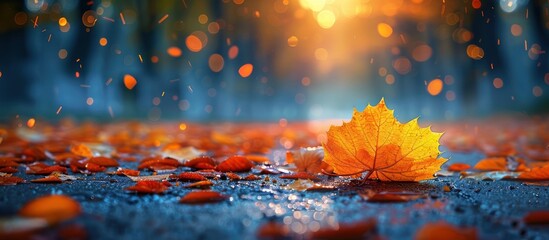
(323, 99), (446, 181)
(523, 210), (549, 225)
(85, 162), (106, 172)
(415, 221), (477, 240)
(216, 156), (254, 172)
(137, 157), (179, 170)
(31, 175), (62, 183)
(183, 180), (213, 189)
(184, 156), (216, 170)
(280, 172), (319, 181)
(70, 143), (93, 158)
(88, 156), (119, 167)
(225, 172), (241, 181)
(0, 174), (24, 185)
(113, 168), (140, 176)
(126, 174), (172, 182)
(461, 171), (519, 181)
(19, 195), (82, 224)
(0, 157), (19, 168)
(447, 163), (471, 172)
(244, 155), (270, 163)
(126, 180), (170, 194)
(360, 190), (426, 203)
(474, 157), (528, 172)
(26, 162), (67, 175)
(0, 166), (18, 173)
(243, 174), (260, 181)
(175, 172), (207, 182)
(311, 219), (377, 240)
(179, 191), (227, 204)
(286, 147), (326, 174)
(517, 165), (549, 181)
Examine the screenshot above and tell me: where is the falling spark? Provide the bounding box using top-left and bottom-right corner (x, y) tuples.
(524, 40), (528, 51)
(27, 118), (36, 128)
(238, 64), (254, 78)
(138, 54), (143, 63)
(105, 78), (112, 86)
(56, 106), (63, 115)
(123, 74), (137, 90)
(158, 14), (169, 24)
(187, 85), (193, 93)
(108, 106), (114, 118)
(48, 34), (52, 42)
(161, 91), (165, 97)
(119, 12), (126, 25)
(102, 16), (115, 23)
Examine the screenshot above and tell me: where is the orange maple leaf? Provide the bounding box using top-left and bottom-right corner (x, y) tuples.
(323, 99), (446, 181)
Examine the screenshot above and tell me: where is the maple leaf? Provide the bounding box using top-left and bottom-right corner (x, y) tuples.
(322, 99), (446, 181)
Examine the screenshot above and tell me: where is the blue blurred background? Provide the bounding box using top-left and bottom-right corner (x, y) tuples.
(0, 0), (548, 123)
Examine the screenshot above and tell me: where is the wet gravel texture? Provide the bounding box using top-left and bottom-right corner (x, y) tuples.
(1, 151), (549, 240)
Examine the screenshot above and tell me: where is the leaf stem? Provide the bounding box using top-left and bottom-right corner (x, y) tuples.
(321, 169), (368, 177)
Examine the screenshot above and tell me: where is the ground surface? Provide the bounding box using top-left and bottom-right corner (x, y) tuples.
(0, 120), (548, 239)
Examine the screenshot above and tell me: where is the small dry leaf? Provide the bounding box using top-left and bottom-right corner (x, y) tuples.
(0, 167), (18, 173)
(280, 172), (319, 181)
(474, 157), (528, 172)
(175, 172), (207, 182)
(311, 219), (377, 240)
(19, 195), (81, 225)
(523, 210), (549, 225)
(88, 156), (119, 167)
(126, 180), (170, 194)
(461, 171), (519, 181)
(286, 147), (325, 174)
(31, 175), (62, 183)
(184, 180), (213, 189)
(415, 221), (477, 240)
(517, 165), (549, 181)
(447, 163), (471, 172)
(179, 191), (227, 204)
(113, 168), (140, 176)
(216, 156), (254, 172)
(0, 157), (19, 168)
(184, 156), (216, 170)
(161, 146), (204, 163)
(225, 172), (241, 181)
(126, 174), (172, 182)
(323, 99), (446, 181)
(26, 163), (67, 175)
(138, 157), (180, 170)
(360, 190), (427, 203)
(0, 174), (24, 185)
(283, 179), (315, 191)
(85, 162), (106, 172)
(70, 143), (94, 158)
(244, 155), (270, 163)
(243, 174), (261, 181)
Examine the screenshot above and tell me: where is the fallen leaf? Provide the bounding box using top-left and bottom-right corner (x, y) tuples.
(85, 162), (106, 172)
(225, 172), (241, 181)
(474, 157), (528, 172)
(31, 175), (62, 183)
(280, 172), (319, 181)
(137, 157), (179, 170)
(183, 180), (213, 189)
(415, 221), (477, 240)
(26, 162), (67, 175)
(88, 156), (119, 167)
(126, 180), (170, 194)
(175, 172), (207, 182)
(461, 171), (519, 181)
(286, 146), (326, 174)
(113, 168), (140, 176)
(0, 167), (18, 173)
(244, 155), (270, 163)
(447, 163), (471, 172)
(216, 156), (254, 172)
(70, 143), (93, 158)
(283, 179), (315, 191)
(311, 219), (376, 239)
(523, 210), (549, 225)
(126, 174), (172, 182)
(517, 165), (549, 181)
(0, 174), (24, 185)
(184, 156), (216, 170)
(256, 221), (289, 239)
(360, 190), (426, 203)
(243, 174), (261, 181)
(0, 157), (19, 168)
(161, 146), (204, 163)
(19, 195), (81, 224)
(323, 99), (446, 181)
(179, 191), (227, 204)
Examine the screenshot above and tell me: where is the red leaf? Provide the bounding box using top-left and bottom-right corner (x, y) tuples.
(175, 172), (207, 182)
(26, 162), (67, 175)
(179, 191), (227, 204)
(19, 195), (81, 225)
(184, 156), (216, 169)
(415, 221), (477, 240)
(85, 162), (106, 172)
(115, 168), (140, 176)
(225, 172), (241, 181)
(311, 219), (377, 239)
(88, 156), (119, 167)
(0, 175), (24, 185)
(243, 174), (260, 181)
(280, 172), (319, 181)
(0, 167), (18, 173)
(126, 180), (169, 194)
(31, 175), (62, 183)
(183, 180), (213, 189)
(447, 163), (471, 172)
(0, 157), (19, 168)
(524, 210), (549, 225)
(216, 156), (254, 172)
(21, 147), (48, 162)
(138, 157), (179, 170)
